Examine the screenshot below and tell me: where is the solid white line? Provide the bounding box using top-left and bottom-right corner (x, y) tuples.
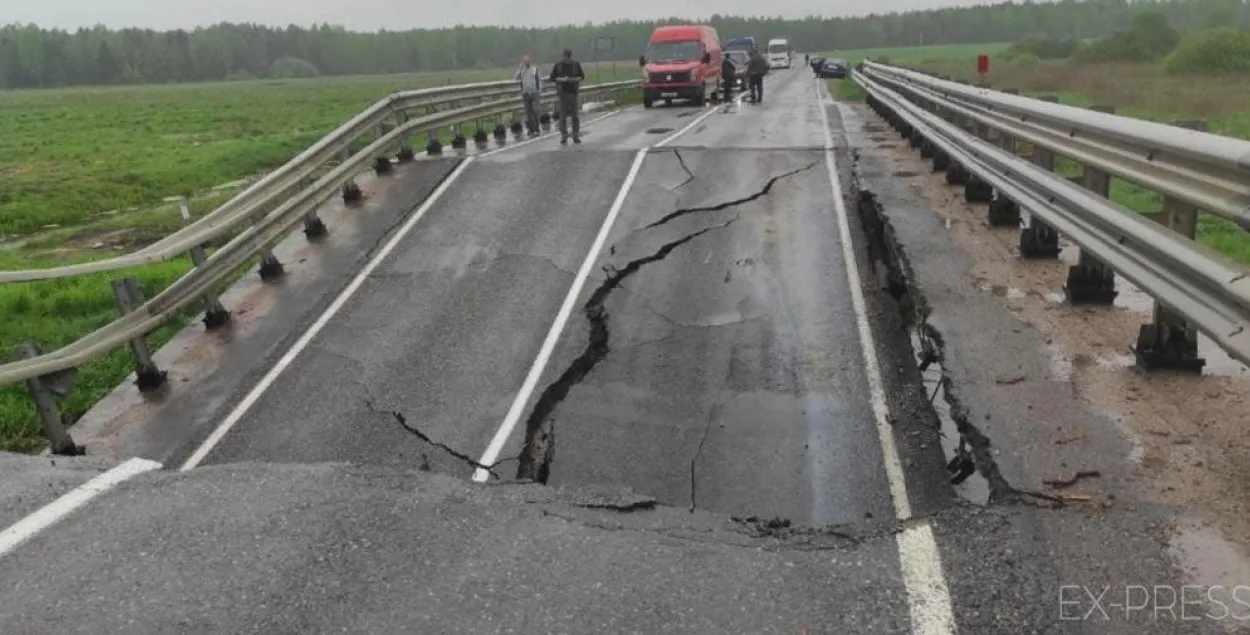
(816, 80), (957, 633)
(0, 457), (162, 559)
(473, 147), (649, 481)
(180, 158), (477, 471)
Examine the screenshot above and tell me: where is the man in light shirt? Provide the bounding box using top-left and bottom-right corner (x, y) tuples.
(515, 55), (542, 137)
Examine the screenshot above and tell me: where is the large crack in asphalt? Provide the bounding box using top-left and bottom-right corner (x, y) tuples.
(854, 186), (1070, 509)
(642, 162), (818, 231)
(516, 162), (814, 486)
(516, 217), (738, 483)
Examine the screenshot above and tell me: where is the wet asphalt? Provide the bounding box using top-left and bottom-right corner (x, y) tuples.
(0, 69), (1220, 634)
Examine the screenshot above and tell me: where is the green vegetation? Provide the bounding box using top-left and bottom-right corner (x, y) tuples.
(1073, 12), (1183, 62)
(0, 250), (194, 452)
(830, 78), (866, 101)
(1163, 28), (1250, 72)
(825, 42), (1011, 69)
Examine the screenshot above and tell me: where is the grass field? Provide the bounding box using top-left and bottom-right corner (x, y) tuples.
(0, 62), (640, 452)
(823, 43), (1250, 267)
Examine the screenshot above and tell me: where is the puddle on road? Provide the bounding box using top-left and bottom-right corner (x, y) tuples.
(1169, 517), (1250, 628)
(646, 127), (675, 134)
(911, 330), (992, 506)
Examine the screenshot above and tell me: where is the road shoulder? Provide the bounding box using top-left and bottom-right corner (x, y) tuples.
(838, 99), (1231, 633)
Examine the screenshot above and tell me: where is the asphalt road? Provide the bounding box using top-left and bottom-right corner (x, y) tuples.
(1, 68), (1226, 634)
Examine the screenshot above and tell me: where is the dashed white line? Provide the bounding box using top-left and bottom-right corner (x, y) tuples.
(473, 147), (649, 480)
(815, 79), (957, 633)
(0, 457), (162, 560)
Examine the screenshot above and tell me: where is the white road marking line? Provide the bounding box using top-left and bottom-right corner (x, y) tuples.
(180, 158), (476, 471)
(0, 457), (162, 560)
(816, 80), (957, 633)
(478, 110), (621, 158)
(897, 522), (958, 634)
(473, 147), (649, 481)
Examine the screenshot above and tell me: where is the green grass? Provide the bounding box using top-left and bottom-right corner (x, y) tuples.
(0, 63), (640, 453)
(829, 78), (866, 101)
(822, 42), (1011, 70)
(0, 251), (194, 452)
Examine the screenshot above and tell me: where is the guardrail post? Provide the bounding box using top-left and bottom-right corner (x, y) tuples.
(493, 114), (507, 145)
(473, 118), (489, 147)
(1018, 95), (1062, 258)
(452, 124), (468, 150)
(298, 176), (328, 241)
(175, 198), (231, 328)
(246, 207), (286, 281)
(1134, 118), (1208, 373)
(340, 147), (363, 203)
(372, 124), (394, 175)
(396, 113), (416, 163)
(1064, 104), (1120, 305)
(13, 342), (83, 455)
(110, 278), (168, 392)
(510, 110), (525, 140)
(427, 129), (443, 155)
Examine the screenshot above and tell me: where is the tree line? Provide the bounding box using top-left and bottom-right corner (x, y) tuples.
(1, 0), (1248, 89)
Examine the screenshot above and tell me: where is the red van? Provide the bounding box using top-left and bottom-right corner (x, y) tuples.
(638, 25), (722, 108)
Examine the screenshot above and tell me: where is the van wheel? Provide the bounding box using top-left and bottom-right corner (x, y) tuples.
(643, 96), (653, 109)
(692, 91), (705, 107)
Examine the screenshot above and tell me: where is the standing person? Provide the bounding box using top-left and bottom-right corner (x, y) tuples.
(514, 55), (542, 137)
(549, 48), (585, 144)
(747, 49), (768, 103)
(721, 52), (736, 102)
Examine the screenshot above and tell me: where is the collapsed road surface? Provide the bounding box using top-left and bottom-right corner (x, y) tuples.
(1, 68), (1237, 634)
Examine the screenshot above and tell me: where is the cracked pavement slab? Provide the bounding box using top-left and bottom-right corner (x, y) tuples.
(197, 150), (641, 475)
(532, 146), (908, 527)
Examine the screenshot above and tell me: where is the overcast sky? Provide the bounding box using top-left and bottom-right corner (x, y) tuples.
(9, 0), (980, 32)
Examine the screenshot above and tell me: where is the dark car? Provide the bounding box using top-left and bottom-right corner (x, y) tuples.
(817, 58), (848, 79)
(725, 50), (749, 88)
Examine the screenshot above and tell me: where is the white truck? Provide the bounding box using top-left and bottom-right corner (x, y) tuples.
(766, 38), (792, 69)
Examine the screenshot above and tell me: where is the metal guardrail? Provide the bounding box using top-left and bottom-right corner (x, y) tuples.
(2, 79), (636, 453)
(853, 61), (1250, 374)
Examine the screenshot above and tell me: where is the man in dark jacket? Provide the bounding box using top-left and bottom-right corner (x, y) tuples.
(549, 48), (586, 144)
(746, 49), (768, 103)
(721, 52), (736, 102)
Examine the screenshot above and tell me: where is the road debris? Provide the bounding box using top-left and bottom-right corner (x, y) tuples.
(1043, 470), (1101, 489)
